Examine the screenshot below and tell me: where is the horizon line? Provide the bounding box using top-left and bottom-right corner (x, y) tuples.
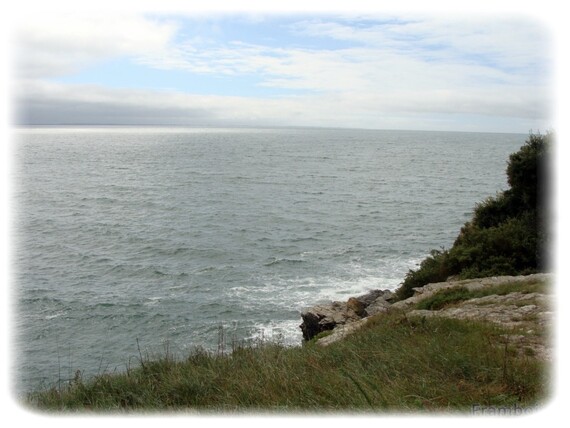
(12, 123), (533, 135)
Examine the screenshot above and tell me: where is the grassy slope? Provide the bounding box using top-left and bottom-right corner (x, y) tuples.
(27, 278), (550, 413)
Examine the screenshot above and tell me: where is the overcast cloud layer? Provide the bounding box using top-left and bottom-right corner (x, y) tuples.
(13, 13), (552, 132)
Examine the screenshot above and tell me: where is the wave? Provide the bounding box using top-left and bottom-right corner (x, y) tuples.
(263, 257), (305, 267)
(245, 320), (303, 346)
(80, 196), (118, 204)
(138, 246), (191, 257)
(44, 311), (66, 320)
(289, 236), (321, 243)
(300, 245), (357, 258)
(144, 297), (162, 306)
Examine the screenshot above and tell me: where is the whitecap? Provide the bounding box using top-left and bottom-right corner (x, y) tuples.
(144, 297), (162, 306)
(44, 311), (65, 320)
(246, 320), (303, 347)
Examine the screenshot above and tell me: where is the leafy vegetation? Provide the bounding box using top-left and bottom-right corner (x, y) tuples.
(27, 312), (547, 412)
(396, 132), (552, 300)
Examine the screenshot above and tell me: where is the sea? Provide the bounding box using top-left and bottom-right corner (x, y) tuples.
(11, 127), (526, 394)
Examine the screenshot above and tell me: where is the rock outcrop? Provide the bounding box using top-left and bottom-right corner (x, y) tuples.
(299, 289), (394, 341)
(300, 273), (553, 357)
(390, 273), (551, 311)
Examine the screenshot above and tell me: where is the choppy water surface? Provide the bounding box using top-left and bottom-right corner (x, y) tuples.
(13, 127), (525, 393)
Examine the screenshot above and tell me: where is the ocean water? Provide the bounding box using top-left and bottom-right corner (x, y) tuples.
(12, 127), (525, 393)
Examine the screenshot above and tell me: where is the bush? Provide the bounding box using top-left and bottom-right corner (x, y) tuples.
(449, 213), (538, 276)
(472, 191), (515, 229)
(395, 249), (450, 300)
(395, 132), (551, 300)
(507, 132), (550, 211)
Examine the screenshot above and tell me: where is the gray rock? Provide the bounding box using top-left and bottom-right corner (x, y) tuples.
(365, 297), (392, 316)
(299, 289), (394, 341)
(300, 301), (361, 341)
(354, 289), (391, 306)
(317, 318), (370, 347)
(347, 297), (367, 317)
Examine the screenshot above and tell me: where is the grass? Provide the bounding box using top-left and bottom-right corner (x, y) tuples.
(415, 279), (547, 311)
(26, 311), (549, 413)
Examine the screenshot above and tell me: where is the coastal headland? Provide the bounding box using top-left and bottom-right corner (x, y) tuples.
(301, 273), (553, 361)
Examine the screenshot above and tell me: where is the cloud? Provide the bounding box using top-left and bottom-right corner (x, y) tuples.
(15, 13), (178, 78)
(289, 16), (550, 73)
(132, 16), (549, 96)
(12, 13), (552, 131)
(15, 76), (549, 131)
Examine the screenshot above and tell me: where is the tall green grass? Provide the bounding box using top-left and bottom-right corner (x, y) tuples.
(26, 312), (548, 412)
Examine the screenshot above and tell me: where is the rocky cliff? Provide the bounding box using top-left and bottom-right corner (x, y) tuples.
(300, 273), (553, 358)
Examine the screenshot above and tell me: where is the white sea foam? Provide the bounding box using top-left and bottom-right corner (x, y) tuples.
(246, 319), (304, 347)
(44, 311), (66, 320)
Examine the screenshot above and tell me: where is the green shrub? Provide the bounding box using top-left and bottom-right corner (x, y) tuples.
(472, 191), (515, 229)
(507, 132), (551, 211)
(449, 212), (538, 276)
(395, 132), (551, 300)
(395, 249), (450, 300)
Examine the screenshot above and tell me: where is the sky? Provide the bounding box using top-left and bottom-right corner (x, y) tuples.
(11, 10), (553, 133)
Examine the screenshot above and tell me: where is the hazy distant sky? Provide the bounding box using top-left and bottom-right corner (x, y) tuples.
(13, 12), (552, 132)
